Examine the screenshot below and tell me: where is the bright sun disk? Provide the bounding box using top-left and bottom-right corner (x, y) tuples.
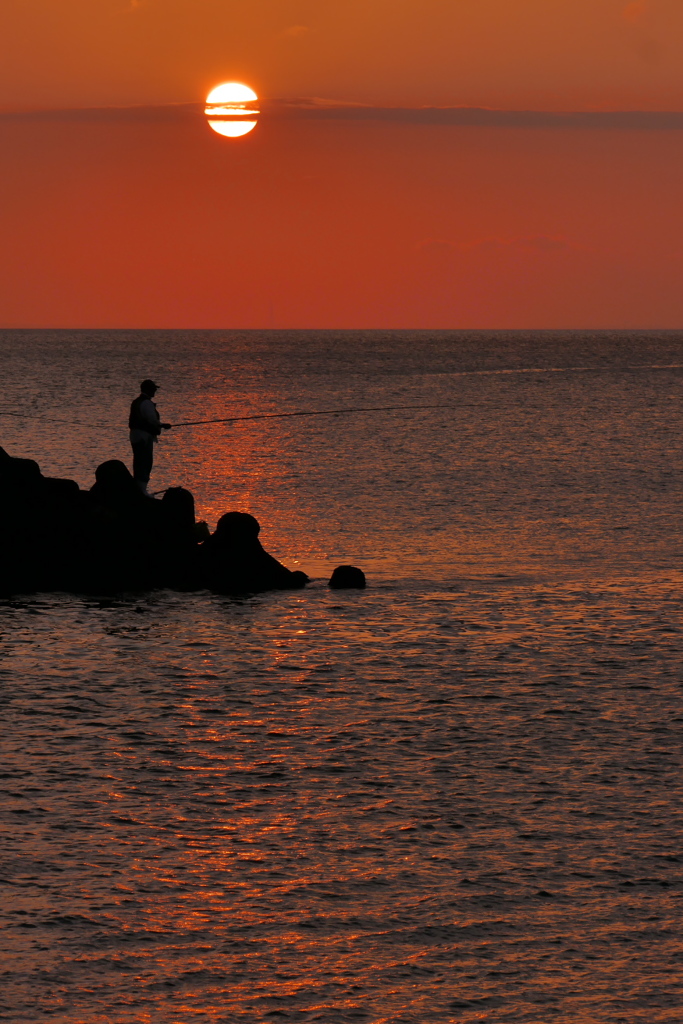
(207, 120), (258, 138)
(205, 82), (259, 138)
(206, 83), (258, 104)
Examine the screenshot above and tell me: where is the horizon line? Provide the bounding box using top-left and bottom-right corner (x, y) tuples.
(3, 99), (683, 130)
(2, 327), (683, 333)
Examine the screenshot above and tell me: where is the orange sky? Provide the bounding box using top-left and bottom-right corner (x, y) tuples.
(1, 1), (683, 327)
(2, 0), (683, 111)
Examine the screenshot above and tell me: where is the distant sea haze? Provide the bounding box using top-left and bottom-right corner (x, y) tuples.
(4, 99), (683, 131)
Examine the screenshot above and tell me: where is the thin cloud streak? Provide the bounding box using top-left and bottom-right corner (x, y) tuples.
(2, 101), (683, 130)
(0, 103), (201, 122)
(271, 100), (683, 130)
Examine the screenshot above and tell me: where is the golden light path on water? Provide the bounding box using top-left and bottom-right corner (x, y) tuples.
(205, 82), (259, 138)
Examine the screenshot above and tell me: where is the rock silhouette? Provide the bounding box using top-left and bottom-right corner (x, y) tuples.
(199, 512), (308, 594)
(329, 565), (367, 588)
(0, 448), (318, 596)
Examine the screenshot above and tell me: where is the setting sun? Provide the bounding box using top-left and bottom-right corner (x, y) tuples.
(206, 83), (257, 104)
(205, 82), (259, 137)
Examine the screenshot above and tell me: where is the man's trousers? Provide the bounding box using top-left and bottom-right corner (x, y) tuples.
(131, 437), (154, 490)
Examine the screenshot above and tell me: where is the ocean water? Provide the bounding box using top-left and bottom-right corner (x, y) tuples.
(1, 330), (682, 1023)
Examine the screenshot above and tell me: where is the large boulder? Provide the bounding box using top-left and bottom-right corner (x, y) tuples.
(198, 512), (308, 594)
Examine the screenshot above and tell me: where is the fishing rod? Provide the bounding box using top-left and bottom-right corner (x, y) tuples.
(0, 402), (453, 431)
(169, 403), (454, 428)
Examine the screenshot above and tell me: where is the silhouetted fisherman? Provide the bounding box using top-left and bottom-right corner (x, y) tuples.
(129, 379), (171, 494)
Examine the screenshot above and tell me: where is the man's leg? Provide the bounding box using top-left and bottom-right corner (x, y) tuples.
(132, 438), (154, 494)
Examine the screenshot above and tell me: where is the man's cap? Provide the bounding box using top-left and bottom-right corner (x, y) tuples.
(140, 379), (159, 392)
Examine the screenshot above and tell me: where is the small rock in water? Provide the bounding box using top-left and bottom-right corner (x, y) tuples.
(328, 565), (366, 589)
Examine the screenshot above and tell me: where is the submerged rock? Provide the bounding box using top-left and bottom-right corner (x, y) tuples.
(329, 565), (366, 589)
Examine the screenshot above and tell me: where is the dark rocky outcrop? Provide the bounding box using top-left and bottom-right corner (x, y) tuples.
(0, 449), (312, 596)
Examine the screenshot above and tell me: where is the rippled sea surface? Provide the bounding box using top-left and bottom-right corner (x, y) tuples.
(1, 331), (682, 1023)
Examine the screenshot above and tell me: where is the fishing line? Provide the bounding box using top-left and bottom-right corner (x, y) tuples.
(0, 411), (84, 427)
(1, 363), (681, 429)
